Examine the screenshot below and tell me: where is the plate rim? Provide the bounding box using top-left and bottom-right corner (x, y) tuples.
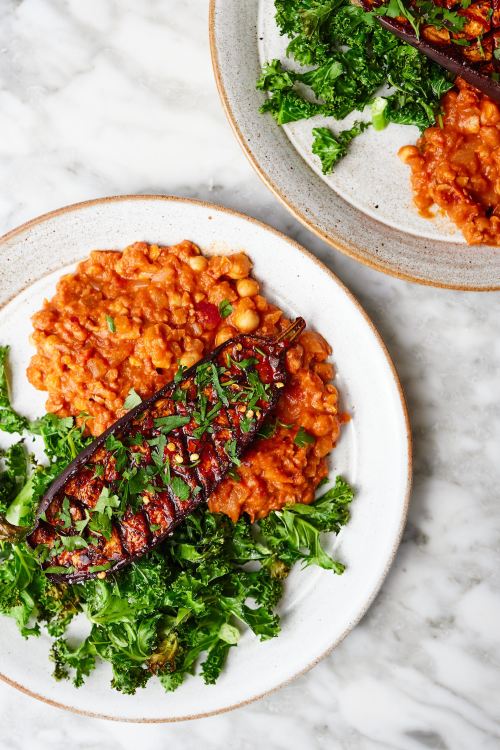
(0, 194), (412, 722)
(209, 0), (500, 292)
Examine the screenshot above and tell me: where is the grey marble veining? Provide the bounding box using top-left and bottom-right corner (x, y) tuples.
(0, 1), (499, 748)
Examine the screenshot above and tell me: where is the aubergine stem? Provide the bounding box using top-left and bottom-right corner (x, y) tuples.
(275, 317), (306, 345)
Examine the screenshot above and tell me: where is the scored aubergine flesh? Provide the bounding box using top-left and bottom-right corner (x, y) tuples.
(27, 318), (306, 583)
(361, 0), (500, 102)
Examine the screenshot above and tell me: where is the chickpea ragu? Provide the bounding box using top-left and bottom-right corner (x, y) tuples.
(0, 240), (353, 694)
(28, 241), (343, 524)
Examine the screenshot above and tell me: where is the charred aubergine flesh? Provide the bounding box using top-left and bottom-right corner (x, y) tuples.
(27, 318), (306, 583)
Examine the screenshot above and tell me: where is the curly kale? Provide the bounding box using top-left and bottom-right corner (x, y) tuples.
(312, 122), (369, 174)
(0, 346), (28, 434)
(258, 0), (453, 172)
(0, 345), (354, 693)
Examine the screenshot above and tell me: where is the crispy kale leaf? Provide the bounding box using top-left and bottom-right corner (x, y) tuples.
(0, 541), (79, 637)
(312, 122), (368, 174)
(0, 346), (92, 530)
(258, 476), (354, 572)
(0, 346), (28, 434)
(0, 442), (28, 516)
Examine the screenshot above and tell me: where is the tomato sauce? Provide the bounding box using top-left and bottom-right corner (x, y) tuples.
(400, 77), (500, 245)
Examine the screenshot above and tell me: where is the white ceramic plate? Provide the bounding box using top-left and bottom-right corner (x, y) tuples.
(210, 0), (500, 290)
(0, 196), (411, 722)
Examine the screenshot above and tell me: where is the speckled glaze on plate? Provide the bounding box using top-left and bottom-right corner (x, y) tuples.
(209, 0), (500, 290)
(0, 196), (411, 721)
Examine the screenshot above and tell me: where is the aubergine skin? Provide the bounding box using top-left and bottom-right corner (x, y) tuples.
(27, 318), (306, 584)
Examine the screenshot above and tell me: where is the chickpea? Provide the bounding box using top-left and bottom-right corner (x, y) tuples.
(480, 126), (500, 148)
(460, 115), (480, 135)
(215, 326), (235, 346)
(236, 278), (259, 298)
(179, 351), (200, 368)
(189, 255), (208, 272)
(480, 100), (500, 126)
(149, 244), (161, 261)
(422, 25), (450, 44)
(226, 253), (252, 280)
(233, 307), (260, 333)
(398, 145), (419, 164)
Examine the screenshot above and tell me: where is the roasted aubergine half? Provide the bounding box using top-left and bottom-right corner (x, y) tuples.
(27, 317), (306, 583)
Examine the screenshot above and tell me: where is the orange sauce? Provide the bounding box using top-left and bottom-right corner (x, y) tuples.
(400, 77), (500, 245)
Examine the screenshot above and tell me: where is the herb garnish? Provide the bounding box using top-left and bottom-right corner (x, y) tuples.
(210, 363), (229, 407)
(224, 439), (241, 466)
(105, 434), (127, 472)
(88, 487), (121, 539)
(57, 496), (72, 529)
(170, 476), (191, 501)
(219, 299), (233, 319)
(294, 426), (315, 447)
(106, 315), (116, 333)
(154, 415), (190, 433)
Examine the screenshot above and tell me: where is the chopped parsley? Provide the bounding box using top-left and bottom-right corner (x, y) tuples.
(88, 487), (121, 539)
(45, 565), (75, 575)
(170, 476), (191, 501)
(233, 357), (258, 370)
(88, 562), (112, 573)
(60, 534), (88, 552)
(154, 415), (190, 433)
(210, 363), (229, 407)
(224, 438), (241, 467)
(105, 434), (127, 471)
(106, 315), (116, 333)
(294, 426), (315, 447)
(375, 0), (467, 38)
(57, 496), (72, 529)
(218, 299), (233, 319)
(240, 414), (255, 433)
(174, 365), (185, 384)
(246, 370), (270, 409)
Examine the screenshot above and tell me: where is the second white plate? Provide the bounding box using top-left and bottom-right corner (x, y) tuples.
(210, 0), (500, 289)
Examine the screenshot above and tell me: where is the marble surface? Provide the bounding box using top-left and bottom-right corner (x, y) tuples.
(0, 1), (499, 748)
